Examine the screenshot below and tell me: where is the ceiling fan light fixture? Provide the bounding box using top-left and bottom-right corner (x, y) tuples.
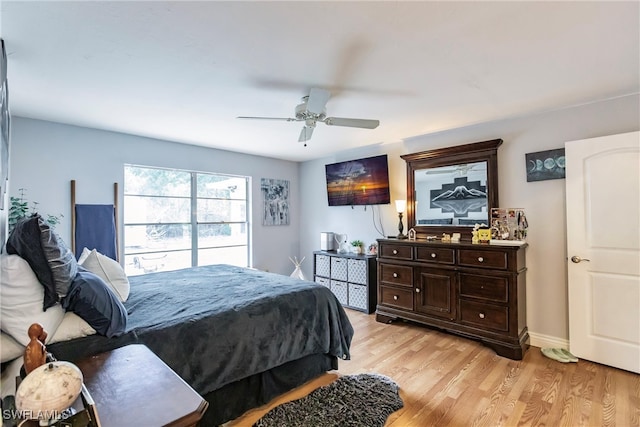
(239, 87), (379, 143)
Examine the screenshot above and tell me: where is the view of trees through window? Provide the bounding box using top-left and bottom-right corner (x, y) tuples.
(124, 165), (249, 276)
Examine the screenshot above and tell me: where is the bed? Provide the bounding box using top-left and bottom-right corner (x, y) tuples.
(1, 215), (354, 426)
(51, 264), (354, 425)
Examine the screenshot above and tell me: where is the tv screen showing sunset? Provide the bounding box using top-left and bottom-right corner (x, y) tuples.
(325, 155), (391, 206)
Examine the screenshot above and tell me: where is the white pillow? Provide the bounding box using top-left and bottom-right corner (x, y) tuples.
(0, 332), (25, 363)
(49, 312), (96, 343)
(1, 356), (23, 399)
(0, 255), (65, 346)
(77, 247), (91, 264)
(79, 248), (130, 302)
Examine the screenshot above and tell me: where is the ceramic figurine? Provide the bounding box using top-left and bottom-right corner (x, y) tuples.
(478, 228), (492, 243)
(334, 234), (350, 254)
(408, 228), (416, 240)
(471, 229), (479, 244)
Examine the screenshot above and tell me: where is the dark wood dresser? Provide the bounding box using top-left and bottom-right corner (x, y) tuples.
(376, 238), (528, 359)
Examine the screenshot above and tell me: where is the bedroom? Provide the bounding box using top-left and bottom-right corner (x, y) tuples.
(1, 1), (639, 426)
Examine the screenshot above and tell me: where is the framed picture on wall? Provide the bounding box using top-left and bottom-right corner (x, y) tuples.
(261, 178), (290, 226)
(0, 38), (9, 250)
(525, 148), (565, 182)
(1, 39), (10, 208)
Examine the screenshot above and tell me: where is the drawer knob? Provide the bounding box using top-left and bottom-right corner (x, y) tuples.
(431, 253), (436, 258)
(393, 295), (399, 301)
(393, 249), (398, 255)
(478, 257), (484, 262)
(393, 272), (398, 278)
(415, 288), (420, 293)
(479, 313), (485, 319)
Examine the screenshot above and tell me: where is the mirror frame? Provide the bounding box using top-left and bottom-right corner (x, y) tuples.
(401, 139), (502, 240)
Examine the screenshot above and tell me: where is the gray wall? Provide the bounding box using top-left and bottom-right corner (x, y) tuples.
(299, 94), (640, 348)
(10, 94), (639, 347)
(8, 117), (301, 275)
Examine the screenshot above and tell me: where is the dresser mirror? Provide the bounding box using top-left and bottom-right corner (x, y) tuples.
(401, 139), (502, 240)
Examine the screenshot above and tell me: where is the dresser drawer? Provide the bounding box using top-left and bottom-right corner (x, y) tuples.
(315, 276), (330, 288)
(379, 285), (413, 310)
(379, 263), (413, 287)
(458, 249), (508, 270)
(459, 274), (508, 302)
(315, 254), (331, 277)
(347, 259), (367, 285)
(416, 247), (455, 264)
(379, 243), (413, 260)
(460, 300), (509, 332)
(331, 257), (348, 281)
(331, 280), (348, 305)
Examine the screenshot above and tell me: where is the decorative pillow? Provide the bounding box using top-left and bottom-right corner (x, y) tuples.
(78, 248), (130, 302)
(38, 219), (78, 297)
(5, 215), (58, 310)
(0, 255), (66, 346)
(77, 247), (91, 264)
(0, 332), (24, 363)
(49, 312), (96, 344)
(61, 268), (127, 338)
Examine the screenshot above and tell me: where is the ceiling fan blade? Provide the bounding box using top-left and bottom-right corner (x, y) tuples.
(237, 116), (298, 122)
(299, 125), (314, 142)
(323, 117), (380, 129)
(306, 88), (330, 115)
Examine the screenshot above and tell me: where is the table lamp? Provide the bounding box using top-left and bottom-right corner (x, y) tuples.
(395, 200), (408, 239)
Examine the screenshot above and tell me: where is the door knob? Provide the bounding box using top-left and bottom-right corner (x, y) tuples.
(571, 255), (591, 263)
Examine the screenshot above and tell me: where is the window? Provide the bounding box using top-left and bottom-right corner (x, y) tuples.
(124, 165), (249, 276)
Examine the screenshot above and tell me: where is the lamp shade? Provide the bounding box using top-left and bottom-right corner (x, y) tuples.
(395, 200), (406, 213)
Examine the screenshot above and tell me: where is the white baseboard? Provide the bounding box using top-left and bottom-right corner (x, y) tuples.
(528, 331), (569, 349)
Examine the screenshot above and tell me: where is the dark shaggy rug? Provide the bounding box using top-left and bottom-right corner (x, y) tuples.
(253, 373), (404, 427)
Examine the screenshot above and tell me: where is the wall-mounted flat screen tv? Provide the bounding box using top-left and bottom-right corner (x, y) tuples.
(325, 154), (391, 206)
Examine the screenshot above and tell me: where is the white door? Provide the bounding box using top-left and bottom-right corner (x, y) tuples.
(565, 131), (640, 373)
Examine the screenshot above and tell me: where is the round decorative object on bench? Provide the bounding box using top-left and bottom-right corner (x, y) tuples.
(16, 361), (83, 422)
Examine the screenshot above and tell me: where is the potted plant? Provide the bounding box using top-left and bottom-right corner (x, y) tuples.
(350, 240), (364, 255)
(8, 188), (63, 233)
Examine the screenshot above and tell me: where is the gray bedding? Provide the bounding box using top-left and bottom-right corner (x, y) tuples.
(48, 264), (354, 397)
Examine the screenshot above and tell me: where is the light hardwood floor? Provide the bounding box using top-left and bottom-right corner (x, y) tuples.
(228, 309), (640, 427)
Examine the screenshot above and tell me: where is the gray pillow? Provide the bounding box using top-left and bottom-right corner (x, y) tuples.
(6, 215), (57, 310)
(61, 268), (127, 338)
(38, 219), (77, 297)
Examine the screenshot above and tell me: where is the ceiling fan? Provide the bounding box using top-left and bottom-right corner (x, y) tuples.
(237, 88), (379, 145)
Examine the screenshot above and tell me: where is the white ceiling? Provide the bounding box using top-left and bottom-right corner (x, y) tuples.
(2, 1), (638, 162)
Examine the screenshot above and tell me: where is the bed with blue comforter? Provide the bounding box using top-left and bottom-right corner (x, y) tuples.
(47, 264), (354, 425)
